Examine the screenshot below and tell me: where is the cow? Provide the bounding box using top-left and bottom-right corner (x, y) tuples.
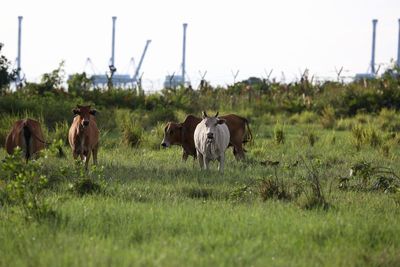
(194, 111), (230, 172)
(68, 105), (99, 170)
(161, 113), (252, 161)
(5, 118), (46, 162)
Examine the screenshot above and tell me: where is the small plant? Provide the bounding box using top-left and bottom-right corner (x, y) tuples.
(320, 106), (336, 129)
(298, 159), (330, 210)
(0, 148), (56, 221)
(344, 161), (400, 192)
(67, 163), (105, 196)
(259, 175), (292, 201)
(122, 121), (143, 147)
(303, 129), (318, 147)
(351, 123), (367, 151)
(52, 120), (70, 145)
(274, 122), (285, 144)
(365, 125), (382, 148)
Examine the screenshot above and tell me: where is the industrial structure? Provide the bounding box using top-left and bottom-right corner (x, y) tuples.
(163, 23), (189, 88)
(355, 19), (378, 80)
(83, 16), (151, 89)
(398, 18), (400, 68)
(16, 16), (23, 87)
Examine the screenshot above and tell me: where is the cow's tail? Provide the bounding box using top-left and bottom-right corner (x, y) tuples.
(25, 122), (65, 158)
(22, 122), (31, 162)
(243, 118), (253, 145)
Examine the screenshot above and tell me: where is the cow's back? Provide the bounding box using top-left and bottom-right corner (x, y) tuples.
(5, 118), (45, 156)
(220, 114), (246, 141)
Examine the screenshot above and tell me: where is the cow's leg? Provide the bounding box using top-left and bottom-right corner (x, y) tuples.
(92, 144), (98, 165)
(218, 154), (225, 173)
(234, 143), (245, 161)
(197, 150), (204, 170)
(182, 150), (189, 161)
(72, 148), (79, 160)
(204, 157), (210, 171)
(84, 150), (91, 170)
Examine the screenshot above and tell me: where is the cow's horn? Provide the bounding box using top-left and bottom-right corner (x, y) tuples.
(215, 112), (219, 117)
(202, 111), (208, 118)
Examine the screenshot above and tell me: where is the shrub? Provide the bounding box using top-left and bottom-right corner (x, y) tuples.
(298, 159), (330, 210)
(0, 148), (55, 221)
(320, 106), (336, 129)
(51, 121), (70, 145)
(274, 122), (285, 144)
(122, 121), (143, 147)
(259, 175), (292, 201)
(298, 111), (319, 124)
(351, 123), (367, 151)
(67, 164), (106, 196)
(141, 122), (164, 150)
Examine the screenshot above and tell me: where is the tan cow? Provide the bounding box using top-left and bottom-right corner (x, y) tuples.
(68, 105), (99, 169)
(5, 118), (46, 162)
(161, 113), (252, 161)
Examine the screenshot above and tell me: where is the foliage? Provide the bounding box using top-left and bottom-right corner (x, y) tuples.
(274, 122), (285, 144)
(0, 148), (55, 221)
(0, 44), (17, 93)
(67, 163), (105, 196)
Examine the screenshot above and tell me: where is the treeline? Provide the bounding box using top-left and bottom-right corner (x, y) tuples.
(1, 47), (400, 130)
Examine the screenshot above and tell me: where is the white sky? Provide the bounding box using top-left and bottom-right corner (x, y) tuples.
(1, 0), (399, 91)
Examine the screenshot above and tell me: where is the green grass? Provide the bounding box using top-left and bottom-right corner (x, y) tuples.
(1, 123), (400, 267)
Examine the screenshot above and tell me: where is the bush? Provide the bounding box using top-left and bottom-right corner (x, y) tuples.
(274, 122), (285, 144)
(67, 164), (106, 196)
(0, 148), (55, 221)
(122, 121), (143, 147)
(51, 121), (70, 145)
(320, 106), (336, 129)
(259, 175), (292, 201)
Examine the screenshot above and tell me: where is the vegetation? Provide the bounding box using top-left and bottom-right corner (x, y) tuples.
(0, 59), (400, 266)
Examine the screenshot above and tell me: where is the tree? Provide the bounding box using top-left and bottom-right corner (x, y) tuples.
(0, 43), (17, 94)
(67, 72), (92, 95)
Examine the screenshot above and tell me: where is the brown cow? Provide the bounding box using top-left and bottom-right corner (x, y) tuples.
(68, 105), (99, 169)
(161, 113), (252, 161)
(5, 118), (46, 162)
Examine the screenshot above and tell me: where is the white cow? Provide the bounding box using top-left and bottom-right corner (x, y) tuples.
(194, 111), (230, 172)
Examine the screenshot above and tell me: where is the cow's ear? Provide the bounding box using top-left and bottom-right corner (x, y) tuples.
(89, 109), (97, 116)
(73, 108), (80, 115)
(202, 111), (208, 118)
(217, 118), (226, 125)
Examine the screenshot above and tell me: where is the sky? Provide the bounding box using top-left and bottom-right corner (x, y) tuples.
(0, 0), (399, 91)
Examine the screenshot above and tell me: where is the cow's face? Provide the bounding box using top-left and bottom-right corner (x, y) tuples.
(202, 111), (225, 143)
(73, 105), (97, 129)
(161, 122), (182, 148)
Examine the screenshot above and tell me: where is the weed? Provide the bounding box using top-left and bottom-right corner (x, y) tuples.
(299, 159), (330, 210)
(320, 106), (336, 129)
(274, 122), (285, 144)
(342, 161), (400, 192)
(0, 148), (56, 221)
(122, 121), (143, 147)
(67, 163), (106, 196)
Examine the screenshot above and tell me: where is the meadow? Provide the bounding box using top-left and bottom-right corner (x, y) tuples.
(1, 110), (400, 267)
(1, 59), (400, 266)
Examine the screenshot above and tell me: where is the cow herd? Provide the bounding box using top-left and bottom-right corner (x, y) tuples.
(4, 105), (253, 172)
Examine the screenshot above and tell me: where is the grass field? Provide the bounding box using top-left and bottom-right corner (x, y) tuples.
(1, 122), (400, 267)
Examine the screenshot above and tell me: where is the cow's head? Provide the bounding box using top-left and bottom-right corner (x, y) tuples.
(161, 122), (183, 148)
(201, 111), (226, 142)
(73, 105), (97, 129)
